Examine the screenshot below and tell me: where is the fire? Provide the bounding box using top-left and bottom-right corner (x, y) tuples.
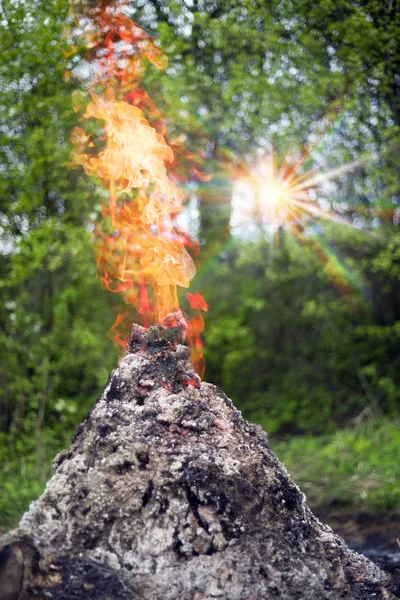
(70, 0), (207, 376)
(186, 292), (208, 378)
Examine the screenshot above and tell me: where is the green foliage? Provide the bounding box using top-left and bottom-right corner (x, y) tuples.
(136, 0), (400, 216)
(0, 430), (63, 532)
(273, 417), (400, 510)
(202, 226), (400, 434)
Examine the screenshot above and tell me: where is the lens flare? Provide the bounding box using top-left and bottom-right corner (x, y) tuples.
(70, 0), (207, 376)
(231, 150), (366, 302)
(248, 153), (362, 229)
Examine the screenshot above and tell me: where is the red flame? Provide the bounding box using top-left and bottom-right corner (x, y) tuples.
(186, 292), (209, 312)
(186, 293), (208, 378)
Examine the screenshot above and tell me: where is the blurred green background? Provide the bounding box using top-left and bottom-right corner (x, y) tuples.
(0, 0), (399, 531)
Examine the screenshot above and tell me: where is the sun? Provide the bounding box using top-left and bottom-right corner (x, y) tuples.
(232, 151), (361, 232)
(258, 181), (282, 209)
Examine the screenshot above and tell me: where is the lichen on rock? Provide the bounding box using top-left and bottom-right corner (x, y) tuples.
(0, 325), (398, 599)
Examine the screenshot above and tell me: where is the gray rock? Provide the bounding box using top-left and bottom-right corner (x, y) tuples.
(0, 325), (398, 599)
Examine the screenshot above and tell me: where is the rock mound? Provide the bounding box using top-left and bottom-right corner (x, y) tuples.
(0, 325), (398, 599)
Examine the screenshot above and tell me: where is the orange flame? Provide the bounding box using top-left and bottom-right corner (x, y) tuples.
(70, 0), (207, 375)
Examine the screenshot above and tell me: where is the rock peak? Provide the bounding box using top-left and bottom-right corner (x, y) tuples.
(0, 329), (398, 599)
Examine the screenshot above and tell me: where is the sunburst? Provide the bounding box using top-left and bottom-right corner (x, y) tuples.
(240, 151), (362, 232)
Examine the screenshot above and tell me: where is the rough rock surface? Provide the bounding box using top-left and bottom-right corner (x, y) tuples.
(1, 324), (398, 599)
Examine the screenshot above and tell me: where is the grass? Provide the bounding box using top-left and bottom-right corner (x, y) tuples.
(271, 416), (400, 511)
(0, 428), (69, 533)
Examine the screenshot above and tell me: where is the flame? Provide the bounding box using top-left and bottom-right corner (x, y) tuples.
(186, 293), (208, 378)
(70, 0), (207, 375)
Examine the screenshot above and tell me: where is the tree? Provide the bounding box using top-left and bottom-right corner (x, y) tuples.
(0, 0), (116, 501)
(132, 0), (399, 229)
(202, 224), (400, 434)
